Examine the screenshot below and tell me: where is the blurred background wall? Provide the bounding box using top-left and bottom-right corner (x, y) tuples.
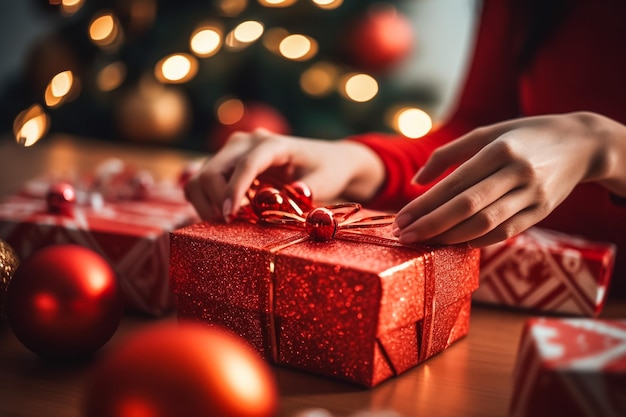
(0, 0), (479, 150)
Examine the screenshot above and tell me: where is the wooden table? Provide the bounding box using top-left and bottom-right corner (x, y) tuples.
(0, 134), (623, 417)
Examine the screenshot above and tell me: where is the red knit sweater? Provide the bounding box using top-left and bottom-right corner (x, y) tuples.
(351, 0), (626, 296)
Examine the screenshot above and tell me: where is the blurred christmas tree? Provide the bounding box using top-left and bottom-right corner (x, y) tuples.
(3, 0), (437, 151)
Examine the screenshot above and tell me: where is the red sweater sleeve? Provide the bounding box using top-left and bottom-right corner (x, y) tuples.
(349, 0), (522, 211)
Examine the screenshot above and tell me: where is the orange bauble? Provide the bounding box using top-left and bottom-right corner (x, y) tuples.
(115, 81), (192, 144)
(344, 6), (415, 73)
(82, 322), (278, 417)
(209, 102), (290, 152)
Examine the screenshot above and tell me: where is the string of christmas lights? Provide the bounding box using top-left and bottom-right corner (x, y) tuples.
(9, 0), (435, 151)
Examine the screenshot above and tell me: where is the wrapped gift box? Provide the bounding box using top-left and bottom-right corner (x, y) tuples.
(475, 227), (616, 316)
(170, 215), (480, 387)
(0, 174), (199, 316)
(510, 317), (626, 417)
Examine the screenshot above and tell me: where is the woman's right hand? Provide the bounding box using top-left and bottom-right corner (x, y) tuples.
(183, 128), (386, 221)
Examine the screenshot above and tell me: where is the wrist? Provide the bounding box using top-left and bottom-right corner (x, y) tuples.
(581, 112), (626, 196)
(337, 140), (386, 202)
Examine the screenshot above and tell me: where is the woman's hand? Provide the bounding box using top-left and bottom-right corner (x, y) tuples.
(184, 128), (385, 221)
(392, 112), (626, 248)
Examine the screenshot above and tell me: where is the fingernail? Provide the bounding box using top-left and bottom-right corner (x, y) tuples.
(392, 226), (401, 236)
(222, 198), (232, 223)
(394, 213), (412, 229)
(410, 167), (424, 184)
(398, 231), (418, 245)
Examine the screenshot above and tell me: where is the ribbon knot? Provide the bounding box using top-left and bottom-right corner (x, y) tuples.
(239, 180), (396, 241)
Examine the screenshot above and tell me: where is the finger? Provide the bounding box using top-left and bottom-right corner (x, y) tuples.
(395, 163), (528, 243)
(225, 136), (293, 217)
(415, 125), (507, 185)
(395, 146), (508, 231)
(465, 206), (545, 248)
(183, 177), (221, 220)
(411, 186), (537, 245)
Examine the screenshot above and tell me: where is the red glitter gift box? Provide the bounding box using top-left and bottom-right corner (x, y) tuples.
(0, 169), (199, 316)
(510, 317), (626, 417)
(475, 227), (616, 316)
(170, 209), (480, 387)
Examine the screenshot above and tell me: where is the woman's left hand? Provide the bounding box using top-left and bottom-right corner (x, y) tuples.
(392, 112), (626, 248)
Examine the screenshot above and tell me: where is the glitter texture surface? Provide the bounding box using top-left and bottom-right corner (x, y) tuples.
(170, 216), (480, 387)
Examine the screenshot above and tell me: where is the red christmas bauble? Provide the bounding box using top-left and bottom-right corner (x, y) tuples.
(209, 102), (290, 152)
(306, 207), (338, 241)
(344, 6), (415, 73)
(46, 182), (77, 215)
(82, 322), (278, 417)
(6, 244), (123, 358)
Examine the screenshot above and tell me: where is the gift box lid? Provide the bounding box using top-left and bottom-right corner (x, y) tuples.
(171, 218), (480, 336)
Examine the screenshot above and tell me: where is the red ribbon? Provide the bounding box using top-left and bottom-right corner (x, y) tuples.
(238, 180), (396, 241)
(234, 181), (443, 371)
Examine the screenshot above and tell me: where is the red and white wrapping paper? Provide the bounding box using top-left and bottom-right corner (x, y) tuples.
(475, 228), (616, 316)
(510, 318), (626, 417)
(0, 178), (199, 316)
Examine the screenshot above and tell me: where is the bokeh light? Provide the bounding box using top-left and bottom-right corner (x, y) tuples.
(279, 34), (318, 61)
(262, 27), (289, 54)
(50, 70), (73, 98)
(234, 20), (264, 43)
(300, 62), (338, 97)
(155, 53), (199, 84)
(13, 105), (50, 147)
(216, 97), (245, 125)
(218, 0), (248, 16)
(44, 70), (77, 108)
(311, 0), (343, 10)
(258, 0), (297, 7)
(60, 0), (84, 15)
(88, 12), (123, 49)
(392, 107), (433, 138)
(190, 25), (223, 58)
(341, 73), (378, 102)
(225, 20), (264, 49)
(97, 62), (127, 92)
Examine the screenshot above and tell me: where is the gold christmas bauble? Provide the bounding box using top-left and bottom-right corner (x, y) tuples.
(115, 80), (191, 144)
(0, 239), (20, 320)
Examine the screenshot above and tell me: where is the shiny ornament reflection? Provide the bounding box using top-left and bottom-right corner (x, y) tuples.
(0, 239), (20, 320)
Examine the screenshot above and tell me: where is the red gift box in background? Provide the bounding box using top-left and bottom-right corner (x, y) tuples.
(510, 317), (626, 417)
(475, 227), (616, 317)
(0, 165), (199, 316)
(170, 215), (480, 387)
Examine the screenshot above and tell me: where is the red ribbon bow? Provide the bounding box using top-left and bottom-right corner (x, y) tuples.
(239, 180), (396, 241)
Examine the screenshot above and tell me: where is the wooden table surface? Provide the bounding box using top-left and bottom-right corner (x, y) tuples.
(0, 134), (624, 417)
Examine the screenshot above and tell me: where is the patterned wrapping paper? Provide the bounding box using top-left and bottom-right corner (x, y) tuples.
(170, 217), (480, 387)
(475, 227), (616, 316)
(0, 177), (199, 316)
(510, 318), (626, 417)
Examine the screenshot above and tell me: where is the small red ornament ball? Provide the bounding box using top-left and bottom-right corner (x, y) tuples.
(82, 322), (278, 417)
(46, 182), (77, 215)
(6, 244), (123, 358)
(344, 6), (415, 73)
(306, 207), (338, 241)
